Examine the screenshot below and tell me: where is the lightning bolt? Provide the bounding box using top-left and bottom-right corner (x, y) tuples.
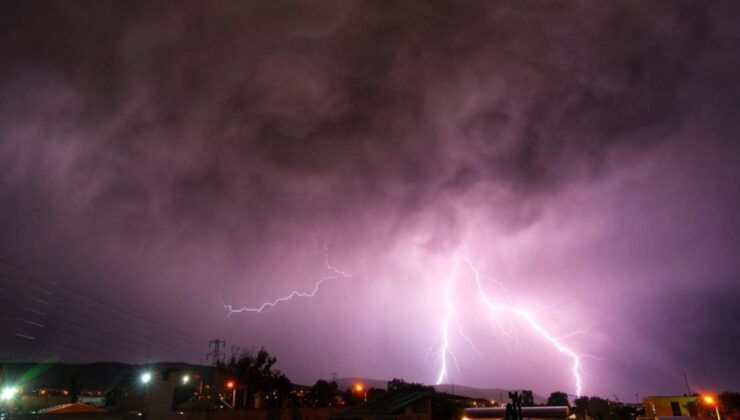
(434, 257), (584, 396)
(435, 260), (459, 385)
(225, 252), (587, 396)
(222, 252), (354, 314)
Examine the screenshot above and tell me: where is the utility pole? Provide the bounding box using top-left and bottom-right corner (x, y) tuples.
(207, 339), (226, 364)
(207, 339), (226, 396)
(683, 371), (692, 396)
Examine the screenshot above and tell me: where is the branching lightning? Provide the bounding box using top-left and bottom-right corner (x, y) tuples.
(433, 257), (584, 396)
(222, 252), (354, 314)
(225, 252), (587, 396)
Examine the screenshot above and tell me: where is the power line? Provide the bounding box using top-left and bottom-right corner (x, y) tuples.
(0, 306), (176, 361)
(0, 273), (202, 361)
(0, 298), (167, 361)
(0, 273), (193, 353)
(0, 260), (207, 354)
(0, 326), (110, 359)
(0, 257), (207, 346)
(0, 270), (204, 351)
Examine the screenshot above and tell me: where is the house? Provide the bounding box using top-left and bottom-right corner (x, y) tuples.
(332, 390), (434, 420)
(641, 395), (697, 419)
(332, 391), (489, 420)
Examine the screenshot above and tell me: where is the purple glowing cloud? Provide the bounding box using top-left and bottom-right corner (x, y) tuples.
(1, 1), (739, 399)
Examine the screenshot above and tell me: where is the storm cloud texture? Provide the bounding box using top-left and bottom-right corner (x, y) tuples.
(1, 1), (740, 398)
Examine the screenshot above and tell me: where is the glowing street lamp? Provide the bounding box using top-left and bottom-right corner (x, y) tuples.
(1, 386), (18, 401)
(182, 375), (190, 385)
(703, 395), (721, 420)
(225, 380), (237, 409)
(354, 383), (366, 403)
(140, 372), (152, 384)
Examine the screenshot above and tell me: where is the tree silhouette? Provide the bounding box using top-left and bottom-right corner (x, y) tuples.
(387, 378), (434, 393)
(367, 387), (387, 402)
(547, 391), (569, 406)
(69, 369), (82, 403)
(218, 347), (292, 408)
(310, 379), (338, 406)
(720, 392), (740, 417)
(572, 396), (611, 420)
(520, 390), (535, 406)
(343, 387), (364, 406)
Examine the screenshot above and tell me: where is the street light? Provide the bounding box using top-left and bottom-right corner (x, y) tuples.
(140, 372), (152, 384)
(354, 383), (366, 403)
(1, 386), (17, 401)
(182, 375), (190, 385)
(702, 395), (721, 420)
(225, 380), (236, 409)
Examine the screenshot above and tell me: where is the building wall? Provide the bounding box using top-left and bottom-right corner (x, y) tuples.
(643, 396), (698, 418)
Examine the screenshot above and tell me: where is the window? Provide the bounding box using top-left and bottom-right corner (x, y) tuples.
(670, 401), (682, 416)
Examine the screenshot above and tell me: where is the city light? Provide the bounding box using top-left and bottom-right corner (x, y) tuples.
(354, 383), (364, 393)
(182, 375), (190, 385)
(0, 387), (17, 401)
(226, 380), (235, 389)
(702, 395), (722, 420)
(140, 372), (152, 384)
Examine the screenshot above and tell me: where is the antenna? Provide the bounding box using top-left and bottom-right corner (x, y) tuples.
(683, 371), (692, 395)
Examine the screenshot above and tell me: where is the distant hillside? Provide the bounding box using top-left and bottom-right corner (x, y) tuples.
(3, 363), (544, 404)
(1, 362), (215, 390)
(335, 377), (545, 404)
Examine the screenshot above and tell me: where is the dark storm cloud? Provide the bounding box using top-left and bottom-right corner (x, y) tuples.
(4, 0), (736, 239)
(1, 0), (740, 397)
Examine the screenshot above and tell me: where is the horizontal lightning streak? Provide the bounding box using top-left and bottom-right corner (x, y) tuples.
(223, 255), (354, 315)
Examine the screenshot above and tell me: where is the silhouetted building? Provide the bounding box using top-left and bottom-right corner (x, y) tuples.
(641, 395), (698, 419)
(333, 390), (433, 420)
(333, 391), (490, 420)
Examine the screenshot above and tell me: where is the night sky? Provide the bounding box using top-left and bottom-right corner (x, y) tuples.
(1, 1), (739, 400)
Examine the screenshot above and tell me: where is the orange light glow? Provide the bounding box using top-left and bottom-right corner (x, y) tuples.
(226, 380), (235, 389)
(703, 395), (716, 405)
(354, 383), (364, 392)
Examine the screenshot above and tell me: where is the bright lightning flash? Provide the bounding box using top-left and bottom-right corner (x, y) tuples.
(224, 253), (586, 396)
(434, 257), (583, 396)
(223, 253), (354, 314)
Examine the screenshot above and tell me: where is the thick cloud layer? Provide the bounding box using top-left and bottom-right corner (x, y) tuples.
(1, 1), (739, 398)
